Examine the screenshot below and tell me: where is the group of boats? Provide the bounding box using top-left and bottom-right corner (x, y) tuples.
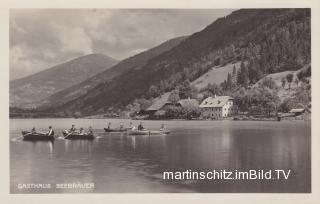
(21, 123), (170, 141)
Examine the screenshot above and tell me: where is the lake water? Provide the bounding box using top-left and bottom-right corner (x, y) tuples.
(10, 119), (311, 193)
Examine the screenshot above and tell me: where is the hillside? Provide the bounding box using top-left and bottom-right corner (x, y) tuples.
(42, 36), (188, 108)
(254, 64), (311, 103)
(191, 62), (241, 90)
(43, 9), (310, 116)
(10, 54), (118, 108)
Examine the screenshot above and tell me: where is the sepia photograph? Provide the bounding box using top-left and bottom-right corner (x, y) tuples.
(9, 8), (311, 193)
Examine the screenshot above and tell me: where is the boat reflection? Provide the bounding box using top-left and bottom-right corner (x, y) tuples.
(64, 139), (93, 153)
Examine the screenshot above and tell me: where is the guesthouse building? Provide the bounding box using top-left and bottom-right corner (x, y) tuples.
(199, 95), (234, 118)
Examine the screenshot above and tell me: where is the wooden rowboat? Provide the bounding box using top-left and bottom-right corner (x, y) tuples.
(63, 130), (95, 140)
(127, 129), (170, 135)
(22, 131), (55, 141)
(104, 128), (127, 132)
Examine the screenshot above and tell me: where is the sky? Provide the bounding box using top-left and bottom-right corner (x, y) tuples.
(10, 9), (234, 80)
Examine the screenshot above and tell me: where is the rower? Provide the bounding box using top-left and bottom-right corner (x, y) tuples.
(107, 122), (111, 129)
(160, 124), (165, 131)
(79, 128), (84, 135)
(46, 126), (54, 136)
(31, 127), (36, 133)
(120, 122), (124, 130)
(138, 122), (144, 131)
(88, 126), (93, 134)
(70, 124), (76, 132)
(129, 122), (135, 130)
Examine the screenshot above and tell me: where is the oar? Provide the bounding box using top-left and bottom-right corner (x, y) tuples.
(64, 131), (73, 139)
(23, 131), (43, 137)
(22, 131), (33, 137)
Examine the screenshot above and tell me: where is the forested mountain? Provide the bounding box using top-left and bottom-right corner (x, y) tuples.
(45, 9), (310, 116)
(10, 54), (118, 108)
(42, 36), (188, 108)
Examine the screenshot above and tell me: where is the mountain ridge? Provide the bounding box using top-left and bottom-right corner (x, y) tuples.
(41, 36), (188, 108)
(49, 9), (310, 116)
(10, 53), (118, 108)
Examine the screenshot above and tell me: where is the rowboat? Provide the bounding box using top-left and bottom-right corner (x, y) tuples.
(62, 130), (95, 140)
(104, 128), (127, 132)
(150, 130), (170, 135)
(127, 129), (170, 135)
(22, 131), (55, 141)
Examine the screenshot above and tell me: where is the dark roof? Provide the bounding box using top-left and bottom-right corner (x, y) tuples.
(177, 98), (199, 108)
(146, 92), (171, 111)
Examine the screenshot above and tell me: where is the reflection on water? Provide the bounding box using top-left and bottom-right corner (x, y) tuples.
(10, 119), (310, 193)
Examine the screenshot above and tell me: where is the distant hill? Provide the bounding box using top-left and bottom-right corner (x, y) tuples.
(42, 9), (310, 116)
(42, 36), (188, 108)
(10, 53), (118, 108)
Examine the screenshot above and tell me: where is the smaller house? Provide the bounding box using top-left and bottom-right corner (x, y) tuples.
(289, 108), (305, 116)
(177, 98), (199, 109)
(146, 92), (171, 115)
(199, 95), (234, 118)
(146, 92), (199, 118)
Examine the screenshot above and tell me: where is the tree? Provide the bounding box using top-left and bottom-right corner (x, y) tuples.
(148, 85), (159, 98)
(126, 102), (140, 117)
(168, 90), (180, 103)
(178, 80), (193, 99)
(237, 61), (249, 87)
(74, 111), (82, 118)
(281, 77), (286, 88)
(226, 73), (233, 90)
(204, 83), (223, 97)
(286, 73), (294, 90)
(260, 77), (277, 89)
(221, 80), (228, 91)
(181, 105), (201, 119)
(159, 80), (169, 93)
(164, 105), (182, 119)
(231, 65), (237, 85)
(289, 21), (297, 36)
(137, 98), (153, 111)
(248, 62), (263, 83)
(233, 86), (280, 116)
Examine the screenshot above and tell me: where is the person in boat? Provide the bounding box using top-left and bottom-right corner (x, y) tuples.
(160, 124), (165, 131)
(88, 126), (93, 135)
(137, 122), (144, 131)
(107, 122), (111, 129)
(79, 128), (85, 135)
(46, 126), (54, 136)
(129, 122), (135, 130)
(70, 124), (76, 133)
(119, 122), (124, 130)
(31, 127), (36, 133)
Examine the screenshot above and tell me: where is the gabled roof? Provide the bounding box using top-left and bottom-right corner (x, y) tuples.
(178, 98), (199, 108)
(289, 108), (305, 113)
(146, 92), (171, 111)
(199, 96), (233, 108)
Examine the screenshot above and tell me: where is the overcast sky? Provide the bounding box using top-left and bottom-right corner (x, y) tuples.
(10, 9), (234, 80)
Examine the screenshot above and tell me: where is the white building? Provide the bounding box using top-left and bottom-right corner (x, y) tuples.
(199, 95), (234, 118)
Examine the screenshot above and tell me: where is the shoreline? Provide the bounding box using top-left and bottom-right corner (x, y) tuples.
(9, 116), (311, 122)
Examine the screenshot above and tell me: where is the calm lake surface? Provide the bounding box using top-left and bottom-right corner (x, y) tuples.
(10, 119), (311, 193)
